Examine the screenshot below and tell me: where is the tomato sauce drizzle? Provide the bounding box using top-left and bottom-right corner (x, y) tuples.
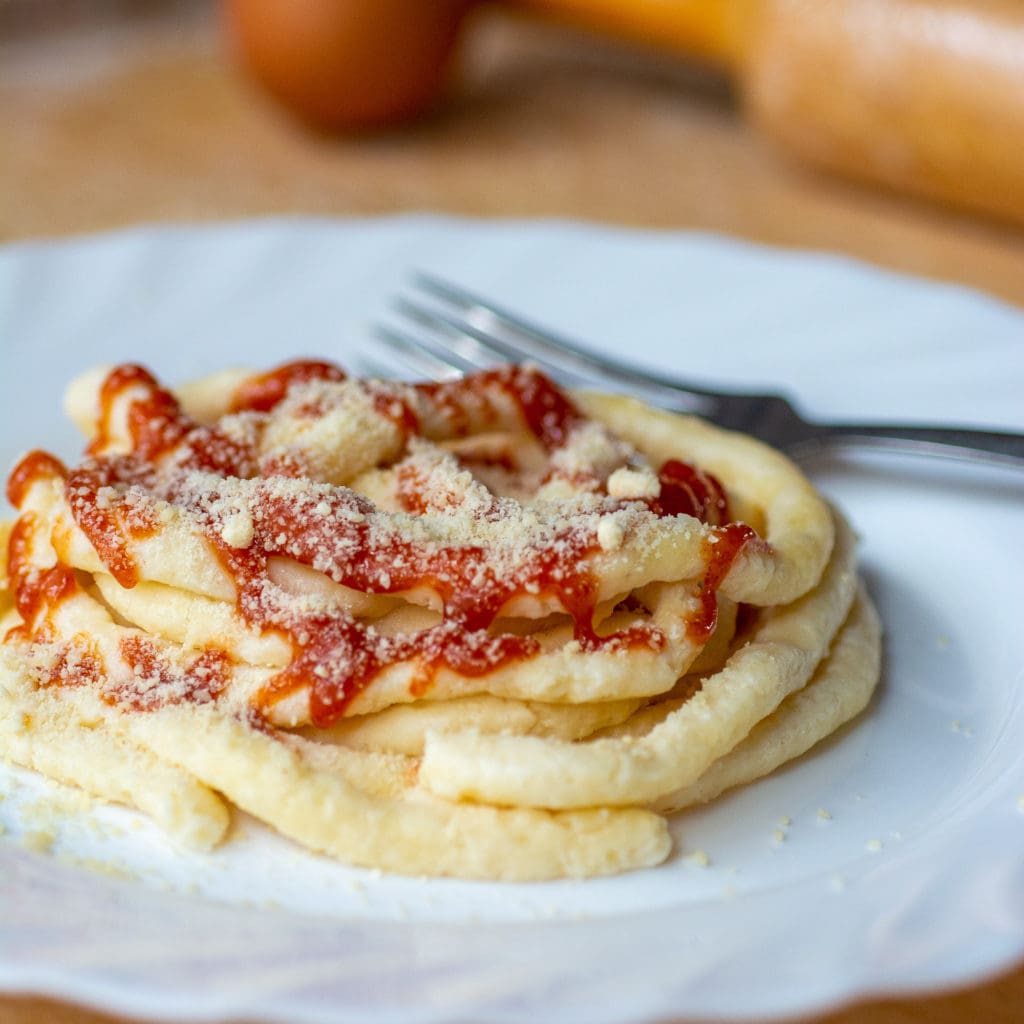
(45, 641), (106, 690)
(688, 523), (758, 642)
(230, 360), (346, 414)
(6, 451), (68, 508)
(205, 481), (646, 726)
(122, 500), (161, 539)
(5, 453), (79, 644)
(655, 459), (730, 525)
(371, 389), (421, 438)
(114, 635), (230, 711)
(4, 361), (756, 725)
(4, 509), (105, 689)
(488, 365), (583, 450)
(394, 462), (455, 516)
(5, 515), (79, 637)
(416, 365), (583, 449)
(65, 460), (144, 588)
(91, 364), (257, 476)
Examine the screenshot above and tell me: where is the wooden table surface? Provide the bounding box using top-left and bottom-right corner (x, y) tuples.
(1, 2), (1022, 1023)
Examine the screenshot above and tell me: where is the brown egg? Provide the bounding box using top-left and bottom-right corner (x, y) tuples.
(224, 0), (476, 131)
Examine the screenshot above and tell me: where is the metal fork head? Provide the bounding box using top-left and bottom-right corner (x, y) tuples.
(372, 273), (718, 416)
(369, 273), (1024, 468)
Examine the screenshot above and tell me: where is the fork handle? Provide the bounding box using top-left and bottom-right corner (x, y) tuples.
(798, 423), (1024, 468)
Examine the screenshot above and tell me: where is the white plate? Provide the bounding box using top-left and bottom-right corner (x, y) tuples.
(1, 217), (1023, 1024)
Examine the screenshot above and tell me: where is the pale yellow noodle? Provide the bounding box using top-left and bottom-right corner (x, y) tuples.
(315, 693), (647, 756)
(654, 587), (882, 812)
(417, 509), (858, 809)
(0, 649), (229, 849)
(124, 703), (671, 881)
(0, 364), (881, 881)
(577, 393), (835, 605)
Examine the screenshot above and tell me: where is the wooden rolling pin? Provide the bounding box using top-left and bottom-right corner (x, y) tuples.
(512, 0), (1024, 226)
(226, 0), (1024, 226)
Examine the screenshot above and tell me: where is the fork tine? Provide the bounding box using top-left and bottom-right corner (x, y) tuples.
(393, 297), (598, 389)
(354, 351), (408, 381)
(392, 299), (502, 368)
(375, 275), (1024, 466)
(384, 272), (717, 414)
(370, 324), (470, 381)
(412, 272), (613, 382)
(411, 272), (716, 408)
(378, 313), (486, 375)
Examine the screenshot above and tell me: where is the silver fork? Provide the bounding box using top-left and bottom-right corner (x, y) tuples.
(373, 273), (1024, 467)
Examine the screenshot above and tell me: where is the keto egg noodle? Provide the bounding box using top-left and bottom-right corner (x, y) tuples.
(0, 360), (881, 880)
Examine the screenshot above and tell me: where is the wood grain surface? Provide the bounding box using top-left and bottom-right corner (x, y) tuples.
(1, 3), (1022, 1024)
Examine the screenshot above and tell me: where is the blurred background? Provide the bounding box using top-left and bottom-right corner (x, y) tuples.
(2, 0), (1024, 305)
(2, 2), (1023, 1023)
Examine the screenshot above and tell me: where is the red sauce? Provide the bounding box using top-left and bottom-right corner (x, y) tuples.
(91, 364), (256, 477)
(6, 451), (67, 508)
(122, 499), (161, 539)
(261, 613), (538, 725)
(370, 388), (421, 438)
(687, 522), (758, 642)
(5, 515), (79, 637)
(44, 641), (105, 690)
(90, 364), (183, 459)
(394, 460), (504, 517)
(415, 379), (487, 438)
(395, 462), (442, 515)
(257, 452), (308, 479)
(4, 514), (94, 688)
(417, 365), (583, 449)
(64, 461), (142, 589)
(5, 361), (758, 724)
(230, 360), (346, 414)
(495, 365), (583, 450)
(656, 459), (730, 525)
(208, 481), (636, 725)
(114, 635), (229, 711)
